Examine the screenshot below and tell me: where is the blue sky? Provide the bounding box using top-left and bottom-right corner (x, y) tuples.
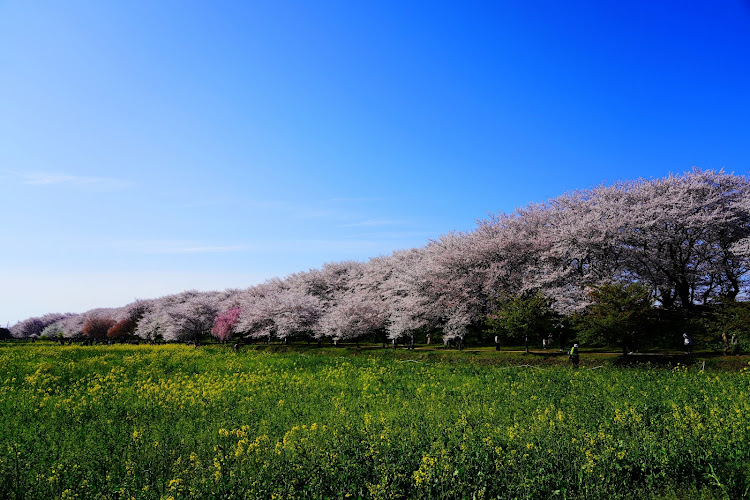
(1, 1), (749, 326)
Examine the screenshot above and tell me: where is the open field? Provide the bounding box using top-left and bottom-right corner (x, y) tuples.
(2, 343), (749, 499)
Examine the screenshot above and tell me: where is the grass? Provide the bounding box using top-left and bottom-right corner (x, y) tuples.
(2, 343), (749, 499)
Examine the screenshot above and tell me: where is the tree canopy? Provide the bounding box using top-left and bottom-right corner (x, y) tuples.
(574, 283), (653, 353)
(10, 169), (750, 349)
(485, 291), (558, 352)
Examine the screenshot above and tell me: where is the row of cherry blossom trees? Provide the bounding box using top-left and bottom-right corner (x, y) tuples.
(10, 169), (750, 347)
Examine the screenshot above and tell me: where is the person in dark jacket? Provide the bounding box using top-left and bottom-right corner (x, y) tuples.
(568, 344), (580, 368)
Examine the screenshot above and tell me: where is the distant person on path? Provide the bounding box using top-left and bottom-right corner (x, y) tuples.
(683, 333), (693, 354)
(494, 335), (500, 351)
(568, 344), (580, 368)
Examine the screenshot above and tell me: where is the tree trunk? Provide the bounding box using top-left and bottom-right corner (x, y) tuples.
(675, 281), (692, 309)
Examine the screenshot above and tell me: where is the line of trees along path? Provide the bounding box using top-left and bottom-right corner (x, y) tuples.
(11, 169), (750, 352)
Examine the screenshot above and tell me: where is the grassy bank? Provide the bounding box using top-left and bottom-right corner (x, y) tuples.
(2, 344), (749, 499)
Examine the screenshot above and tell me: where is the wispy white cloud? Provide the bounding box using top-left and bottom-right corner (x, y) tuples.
(5, 170), (132, 190)
(339, 219), (408, 228)
(111, 240), (248, 255)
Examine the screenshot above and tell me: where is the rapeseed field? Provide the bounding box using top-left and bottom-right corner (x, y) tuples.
(1, 344), (749, 499)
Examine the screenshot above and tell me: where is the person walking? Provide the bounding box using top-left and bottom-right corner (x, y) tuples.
(568, 343), (580, 368)
(683, 333), (693, 354)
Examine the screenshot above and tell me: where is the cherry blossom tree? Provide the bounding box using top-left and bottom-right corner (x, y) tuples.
(40, 322), (65, 340)
(83, 316), (116, 341)
(236, 279), (322, 343)
(123, 299), (150, 324)
(278, 291), (322, 341)
(441, 307), (473, 349)
(378, 248), (436, 344)
(212, 306), (242, 342)
(10, 168), (749, 350)
(235, 280), (286, 342)
(107, 318), (136, 341)
(422, 232), (488, 325)
(52, 314), (86, 339)
(615, 169), (750, 308)
(163, 290), (221, 344)
(296, 261), (365, 308)
(10, 317), (45, 339)
(133, 308), (169, 342)
(320, 293), (386, 344)
(313, 256), (390, 344)
(10, 313), (75, 339)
